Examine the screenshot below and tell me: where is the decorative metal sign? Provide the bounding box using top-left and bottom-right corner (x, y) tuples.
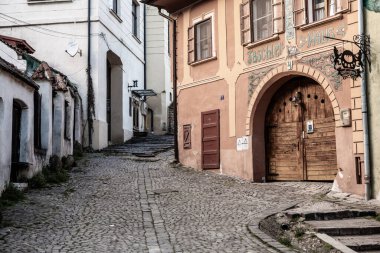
(328, 35), (371, 80)
(331, 47), (362, 80)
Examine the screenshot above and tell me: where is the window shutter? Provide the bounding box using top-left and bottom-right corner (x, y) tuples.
(183, 124), (191, 149)
(240, 1), (252, 45)
(293, 0), (307, 27)
(188, 26), (195, 64)
(336, 0), (349, 13)
(272, 0), (284, 34)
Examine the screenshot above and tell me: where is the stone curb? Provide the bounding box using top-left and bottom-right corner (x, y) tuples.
(247, 202), (300, 253)
(315, 233), (357, 253)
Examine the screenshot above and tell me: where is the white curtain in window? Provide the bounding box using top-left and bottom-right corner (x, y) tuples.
(252, 0), (273, 41)
(314, 0), (325, 21)
(196, 20), (212, 61)
(329, 0), (336, 16)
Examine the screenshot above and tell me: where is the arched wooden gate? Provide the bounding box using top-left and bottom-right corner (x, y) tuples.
(265, 77), (337, 181)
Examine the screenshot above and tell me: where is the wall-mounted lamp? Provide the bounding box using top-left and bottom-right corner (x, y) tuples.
(290, 91), (302, 106)
(128, 80), (138, 91)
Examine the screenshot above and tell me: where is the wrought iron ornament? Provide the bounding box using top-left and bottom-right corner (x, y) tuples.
(329, 35), (371, 80)
(331, 47), (362, 80)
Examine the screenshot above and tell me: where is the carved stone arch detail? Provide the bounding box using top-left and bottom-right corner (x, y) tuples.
(245, 63), (341, 135)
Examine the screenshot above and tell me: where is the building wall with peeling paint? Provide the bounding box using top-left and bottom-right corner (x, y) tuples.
(365, 2), (380, 199)
(0, 0), (146, 150)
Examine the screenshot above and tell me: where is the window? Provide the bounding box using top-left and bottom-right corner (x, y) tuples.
(240, 0), (284, 45)
(129, 97), (132, 117)
(294, 0), (349, 27)
(195, 19), (212, 61)
(252, 0), (273, 41)
(34, 91), (42, 149)
(113, 0), (119, 15)
(187, 14), (215, 64)
(64, 101), (71, 140)
(132, 1), (139, 38)
(307, 0), (337, 22)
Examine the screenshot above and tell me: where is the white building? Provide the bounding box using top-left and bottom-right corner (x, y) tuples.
(0, 0), (147, 149)
(0, 35), (82, 192)
(145, 6), (173, 134)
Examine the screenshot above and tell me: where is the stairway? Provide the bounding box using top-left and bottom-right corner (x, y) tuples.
(103, 134), (174, 157)
(287, 210), (380, 252)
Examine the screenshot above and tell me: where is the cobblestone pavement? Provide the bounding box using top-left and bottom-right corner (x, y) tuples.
(0, 149), (332, 253)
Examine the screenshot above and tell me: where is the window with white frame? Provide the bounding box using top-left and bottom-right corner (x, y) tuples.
(240, 0), (284, 45)
(294, 0), (349, 27)
(195, 19), (212, 61)
(307, 0), (338, 22)
(187, 14), (215, 64)
(132, 0), (140, 38)
(252, 0), (273, 41)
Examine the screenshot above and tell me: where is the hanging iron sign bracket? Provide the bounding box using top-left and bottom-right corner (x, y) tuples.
(324, 35), (371, 80)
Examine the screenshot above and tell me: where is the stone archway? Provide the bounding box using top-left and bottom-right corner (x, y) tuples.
(245, 63), (341, 182)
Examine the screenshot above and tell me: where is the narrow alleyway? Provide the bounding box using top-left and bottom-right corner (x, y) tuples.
(0, 135), (332, 253)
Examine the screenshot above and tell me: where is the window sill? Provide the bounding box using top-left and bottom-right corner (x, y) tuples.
(245, 34), (280, 49)
(109, 9), (123, 23)
(190, 56), (217, 66)
(132, 34), (141, 44)
(300, 13), (343, 31)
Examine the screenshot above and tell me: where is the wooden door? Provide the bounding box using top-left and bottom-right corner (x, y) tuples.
(12, 101), (22, 164)
(11, 101), (22, 182)
(302, 81), (337, 180)
(266, 82), (304, 180)
(266, 78), (337, 181)
(201, 109), (220, 169)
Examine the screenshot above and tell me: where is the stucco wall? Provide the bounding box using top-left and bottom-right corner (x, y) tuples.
(174, 0), (365, 196)
(0, 0), (146, 149)
(146, 6), (172, 134)
(0, 70), (35, 191)
(365, 6), (380, 199)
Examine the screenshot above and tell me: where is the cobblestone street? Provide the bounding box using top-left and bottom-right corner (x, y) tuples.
(0, 140), (332, 253)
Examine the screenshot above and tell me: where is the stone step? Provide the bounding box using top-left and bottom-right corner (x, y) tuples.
(286, 209), (377, 221)
(305, 218), (380, 236)
(334, 234), (380, 251)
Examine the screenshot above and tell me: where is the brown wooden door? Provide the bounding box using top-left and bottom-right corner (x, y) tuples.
(266, 81), (304, 180)
(202, 109), (220, 169)
(302, 81), (337, 180)
(266, 78), (337, 181)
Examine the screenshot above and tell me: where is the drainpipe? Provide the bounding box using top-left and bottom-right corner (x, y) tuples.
(87, 0), (93, 147)
(143, 4), (147, 132)
(358, 0), (371, 200)
(144, 4), (147, 92)
(158, 9), (178, 162)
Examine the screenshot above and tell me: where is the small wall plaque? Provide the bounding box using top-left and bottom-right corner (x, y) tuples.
(340, 108), (352, 127)
(306, 120), (314, 134)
